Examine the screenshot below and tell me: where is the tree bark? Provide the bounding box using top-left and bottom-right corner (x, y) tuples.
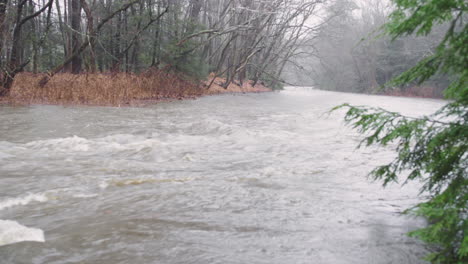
(70, 0), (82, 73)
(186, 0), (202, 34)
(80, 0), (96, 72)
(0, 0), (8, 67)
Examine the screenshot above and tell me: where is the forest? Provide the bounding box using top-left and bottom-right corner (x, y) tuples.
(0, 0), (328, 104)
(0, 0), (457, 101)
(283, 0), (456, 98)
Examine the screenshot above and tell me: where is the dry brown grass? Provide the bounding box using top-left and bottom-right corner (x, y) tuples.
(3, 70), (272, 106)
(203, 73), (271, 95)
(8, 68), (203, 106)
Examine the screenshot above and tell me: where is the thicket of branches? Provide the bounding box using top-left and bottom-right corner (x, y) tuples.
(0, 0), (325, 95)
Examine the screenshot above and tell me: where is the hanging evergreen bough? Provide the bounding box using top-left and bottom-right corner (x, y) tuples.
(334, 0), (467, 263)
(333, 100), (467, 262)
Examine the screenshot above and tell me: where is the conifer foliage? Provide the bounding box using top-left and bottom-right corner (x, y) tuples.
(335, 0), (467, 262)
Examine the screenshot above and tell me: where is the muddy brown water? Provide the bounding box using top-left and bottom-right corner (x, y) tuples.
(0, 87), (446, 263)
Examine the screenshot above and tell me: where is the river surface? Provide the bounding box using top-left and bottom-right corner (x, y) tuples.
(0, 88), (446, 264)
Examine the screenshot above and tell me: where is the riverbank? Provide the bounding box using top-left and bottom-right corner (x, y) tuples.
(383, 86), (443, 99)
(0, 70), (271, 107)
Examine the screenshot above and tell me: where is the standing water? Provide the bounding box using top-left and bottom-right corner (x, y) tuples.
(0, 88), (446, 263)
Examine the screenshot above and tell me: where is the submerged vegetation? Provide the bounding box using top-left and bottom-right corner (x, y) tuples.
(336, 0), (467, 262)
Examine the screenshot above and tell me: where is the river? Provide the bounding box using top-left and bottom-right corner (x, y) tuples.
(0, 87), (446, 264)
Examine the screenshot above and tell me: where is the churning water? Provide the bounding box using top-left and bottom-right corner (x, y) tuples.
(0, 88), (446, 263)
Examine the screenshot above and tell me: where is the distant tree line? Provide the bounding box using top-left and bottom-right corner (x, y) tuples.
(283, 0), (453, 97)
(0, 0), (324, 95)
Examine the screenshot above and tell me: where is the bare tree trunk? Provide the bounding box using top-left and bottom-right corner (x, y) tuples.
(6, 0), (28, 83)
(110, 11), (122, 71)
(151, 1), (162, 67)
(130, 1), (143, 71)
(0, 0), (8, 68)
(39, 0), (139, 86)
(186, 0), (202, 34)
(63, 0), (72, 71)
(55, 1), (67, 70)
(81, 0), (96, 72)
(70, 0), (82, 73)
(29, 0), (38, 73)
(1, 0), (53, 93)
(123, 9), (129, 72)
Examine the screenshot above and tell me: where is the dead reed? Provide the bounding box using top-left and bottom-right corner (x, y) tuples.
(203, 73), (271, 95)
(9, 68), (203, 106)
(4, 69), (272, 106)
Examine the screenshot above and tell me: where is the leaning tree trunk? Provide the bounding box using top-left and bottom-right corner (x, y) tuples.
(1, 0), (27, 94)
(1, 0), (53, 94)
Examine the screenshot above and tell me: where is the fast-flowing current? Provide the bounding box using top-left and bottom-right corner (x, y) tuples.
(0, 88), (446, 264)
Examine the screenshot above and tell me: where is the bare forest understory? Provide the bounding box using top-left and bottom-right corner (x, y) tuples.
(0, 70), (271, 106)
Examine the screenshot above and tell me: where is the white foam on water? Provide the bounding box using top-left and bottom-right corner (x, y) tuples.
(0, 220), (45, 246)
(25, 135), (90, 152)
(0, 193), (48, 211)
(98, 181), (109, 189)
(19, 134), (161, 155)
(72, 193), (98, 198)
